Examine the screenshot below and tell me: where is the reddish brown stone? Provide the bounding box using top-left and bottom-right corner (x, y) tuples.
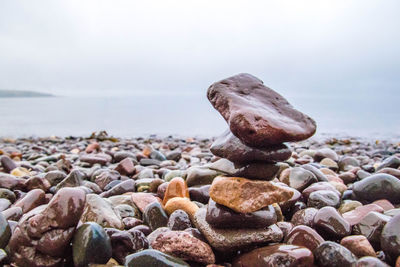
(285, 225), (324, 251)
(115, 158), (135, 176)
(151, 231), (215, 264)
(210, 129), (291, 163)
(85, 142), (100, 153)
(340, 235), (376, 258)
(372, 199), (395, 211)
(14, 189), (46, 213)
(342, 204), (384, 226)
(207, 73), (316, 146)
(24, 176), (51, 192)
(232, 244), (314, 267)
(131, 192), (162, 213)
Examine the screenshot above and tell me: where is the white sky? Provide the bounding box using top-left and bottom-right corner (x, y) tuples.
(0, 0), (399, 97)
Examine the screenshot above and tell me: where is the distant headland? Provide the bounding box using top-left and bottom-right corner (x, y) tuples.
(0, 89), (54, 98)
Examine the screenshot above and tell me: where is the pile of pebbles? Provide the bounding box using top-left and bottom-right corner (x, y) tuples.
(0, 74), (399, 266)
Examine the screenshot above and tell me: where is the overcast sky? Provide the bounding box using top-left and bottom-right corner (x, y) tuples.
(0, 0), (399, 98)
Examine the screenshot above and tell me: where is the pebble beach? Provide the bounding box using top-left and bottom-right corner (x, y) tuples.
(0, 74), (399, 267)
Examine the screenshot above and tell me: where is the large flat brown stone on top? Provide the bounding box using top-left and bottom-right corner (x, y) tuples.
(209, 176), (293, 213)
(207, 73), (316, 146)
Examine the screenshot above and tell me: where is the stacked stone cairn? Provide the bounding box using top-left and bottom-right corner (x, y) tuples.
(193, 73), (317, 264)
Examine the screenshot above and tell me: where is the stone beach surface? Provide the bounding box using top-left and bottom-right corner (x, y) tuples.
(0, 73), (398, 266)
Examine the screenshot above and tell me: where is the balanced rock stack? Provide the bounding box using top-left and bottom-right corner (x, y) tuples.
(193, 73), (317, 262)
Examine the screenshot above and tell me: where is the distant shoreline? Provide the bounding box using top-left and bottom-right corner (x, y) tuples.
(0, 89), (54, 98)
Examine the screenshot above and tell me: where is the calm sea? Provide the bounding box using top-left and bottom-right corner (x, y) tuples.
(0, 94), (399, 139)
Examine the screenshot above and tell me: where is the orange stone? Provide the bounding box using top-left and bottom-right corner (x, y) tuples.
(85, 142), (100, 153)
(340, 235), (376, 257)
(163, 177), (189, 205)
(209, 176), (294, 213)
(142, 146), (153, 157)
(164, 197), (199, 220)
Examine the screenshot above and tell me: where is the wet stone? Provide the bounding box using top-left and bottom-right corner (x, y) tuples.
(72, 222), (112, 267)
(378, 167), (400, 179)
(167, 209), (192, 230)
(356, 256), (390, 267)
(44, 170), (67, 186)
(114, 158), (135, 176)
(186, 166), (220, 187)
(100, 179), (135, 198)
(0, 155), (17, 173)
(131, 225), (151, 236)
(302, 181), (341, 201)
(343, 204), (384, 226)
(122, 217), (143, 229)
(376, 156), (400, 171)
(352, 174), (400, 204)
(109, 229), (149, 264)
(80, 153), (112, 165)
(207, 73), (316, 146)
(385, 208), (400, 217)
(0, 199), (11, 212)
(205, 199), (277, 229)
(373, 199), (395, 212)
(313, 206), (351, 240)
(2, 206), (23, 221)
(232, 244), (314, 267)
(0, 174), (24, 189)
(55, 169), (84, 191)
(93, 170), (120, 190)
(231, 162), (280, 181)
(277, 221), (293, 240)
(279, 187), (302, 215)
(285, 225), (324, 251)
(25, 175), (52, 192)
(143, 201), (168, 231)
(164, 197), (199, 220)
(339, 200), (363, 214)
(151, 230), (215, 264)
(301, 164), (328, 182)
(287, 167), (318, 192)
(209, 176), (293, 213)
(9, 188), (86, 267)
(210, 129), (292, 164)
(125, 249), (189, 267)
(381, 214), (400, 264)
(0, 188), (16, 203)
(353, 211), (391, 249)
(14, 188), (46, 213)
(314, 241), (357, 267)
(131, 192), (162, 213)
(0, 213), (10, 249)
(162, 177), (189, 205)
(291, 207), (318, 228)
(307, 190), (341, 209)
(81, 194), (123, 229)
(340, 235), (376, 258)
(193, 208), (283, 252)
(188, 185), (210, 204)
(314, 148), (339, 162)
(114, 204), (139, 219)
